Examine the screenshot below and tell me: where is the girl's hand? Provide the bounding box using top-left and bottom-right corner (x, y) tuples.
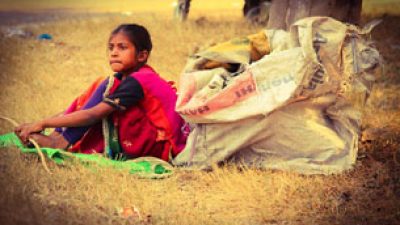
(15, 122), (45, 143)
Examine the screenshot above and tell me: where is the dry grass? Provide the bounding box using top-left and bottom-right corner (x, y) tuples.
(0, 2), (400, 225)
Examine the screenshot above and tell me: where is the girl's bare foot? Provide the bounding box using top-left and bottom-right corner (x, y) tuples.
(29, 133), (69, 149)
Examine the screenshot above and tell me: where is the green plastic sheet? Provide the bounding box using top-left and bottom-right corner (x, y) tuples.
(0, 132), (173, 178)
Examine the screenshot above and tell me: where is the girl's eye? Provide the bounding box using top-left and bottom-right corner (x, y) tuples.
(119, 44), (128, 50)
(108, 44), (113, 51)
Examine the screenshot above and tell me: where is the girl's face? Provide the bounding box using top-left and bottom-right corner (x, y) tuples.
(108, 32), (147, 75)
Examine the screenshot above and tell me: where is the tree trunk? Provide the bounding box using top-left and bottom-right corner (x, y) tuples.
(287, 0), (312, 29)
(267, 0), (289, 30)
(267, 0), (362, 30)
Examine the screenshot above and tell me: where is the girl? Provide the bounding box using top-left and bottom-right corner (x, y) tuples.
(15, 24), (187, 161)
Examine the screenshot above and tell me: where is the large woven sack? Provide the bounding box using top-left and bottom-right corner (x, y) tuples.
(173, 17), (381, 174)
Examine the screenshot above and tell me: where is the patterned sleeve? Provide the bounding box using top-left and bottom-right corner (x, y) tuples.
(103, 76), (144, 110)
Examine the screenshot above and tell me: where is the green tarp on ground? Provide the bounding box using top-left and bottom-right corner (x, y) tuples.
(0, 132), (173, 178)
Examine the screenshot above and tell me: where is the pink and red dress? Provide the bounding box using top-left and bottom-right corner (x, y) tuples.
(55, 65), (187, 161)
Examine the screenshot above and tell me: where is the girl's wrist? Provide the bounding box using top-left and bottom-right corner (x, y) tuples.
(38, 120), (47, 130)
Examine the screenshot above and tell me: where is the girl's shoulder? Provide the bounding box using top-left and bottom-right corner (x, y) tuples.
(131, 66), (175, 93)
(136, 65), (157, 75)
(131, 65), (161, 80)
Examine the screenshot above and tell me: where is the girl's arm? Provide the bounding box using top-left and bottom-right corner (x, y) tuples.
(15, 102), (115, 142)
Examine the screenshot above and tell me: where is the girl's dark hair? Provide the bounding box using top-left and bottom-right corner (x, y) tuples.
(111, 24), (152, 53)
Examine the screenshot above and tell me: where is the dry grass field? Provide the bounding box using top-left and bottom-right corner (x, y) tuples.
(0, 1), (400, 224)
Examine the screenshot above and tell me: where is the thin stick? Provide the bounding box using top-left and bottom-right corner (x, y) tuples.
(0, 116), (19, 127)
(28, 138), (52, 174)
(0, 116), (52, 174)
